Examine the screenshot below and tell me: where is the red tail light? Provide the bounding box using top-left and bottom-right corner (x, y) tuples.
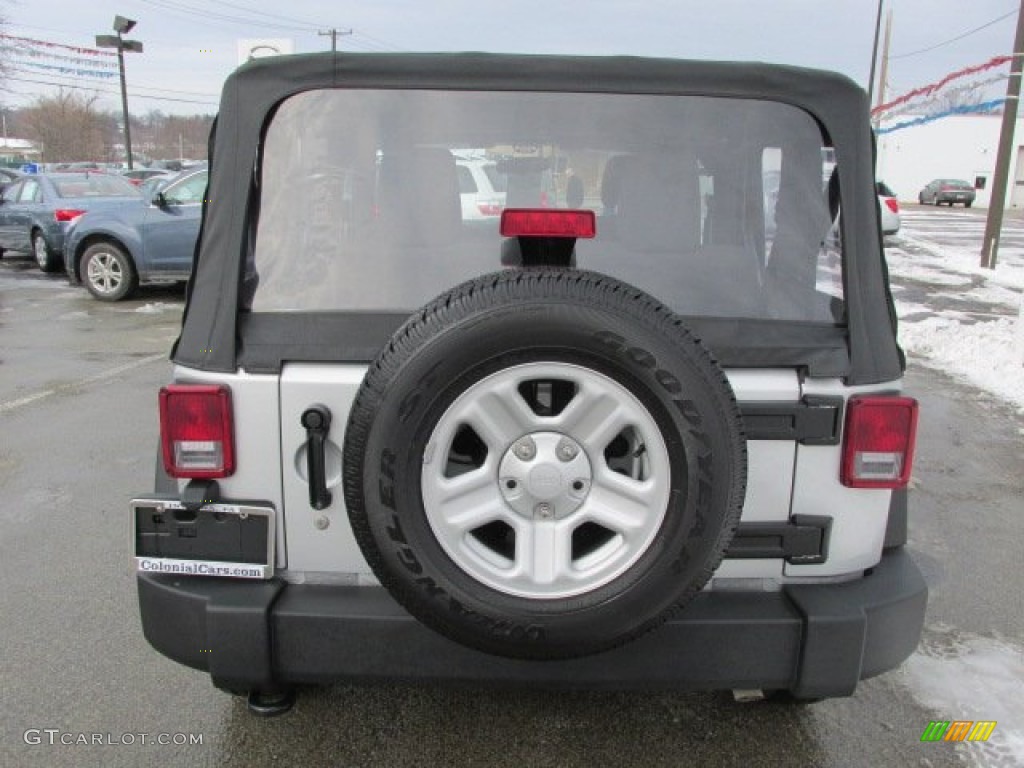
(500, 208), (596, 238)
(159, 384), (235, 478)
(884, 197), (899, 214)
(54, 209), (86, 223)
(841, 396), (918, 488)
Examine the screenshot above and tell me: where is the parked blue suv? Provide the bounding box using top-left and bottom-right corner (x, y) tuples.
(65, 168), (206, 301)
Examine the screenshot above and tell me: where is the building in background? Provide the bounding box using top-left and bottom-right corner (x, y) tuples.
(876, 113), (1024, 209)
(0, 137), (42, 166)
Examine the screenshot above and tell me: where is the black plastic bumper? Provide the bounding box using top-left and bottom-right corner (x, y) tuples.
(137, 548), (926, 699)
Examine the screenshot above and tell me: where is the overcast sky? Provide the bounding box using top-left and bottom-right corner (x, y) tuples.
(2, 0), (1019, 116)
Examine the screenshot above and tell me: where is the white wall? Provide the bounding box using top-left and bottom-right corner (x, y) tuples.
(875, 114), (1024, 208)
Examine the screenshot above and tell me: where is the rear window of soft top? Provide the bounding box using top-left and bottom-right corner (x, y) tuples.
(247, 88), (844, 325)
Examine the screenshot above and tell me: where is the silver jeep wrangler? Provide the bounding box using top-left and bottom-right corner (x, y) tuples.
(132, 52), (926, 714)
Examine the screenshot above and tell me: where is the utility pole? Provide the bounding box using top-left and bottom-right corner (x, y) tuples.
(96, 15), (143, 170)
(981, 0), (1024, 270)
(868, 0), (884, 105)
(874, 9), (893, 127)
(318, 28), (352, 52)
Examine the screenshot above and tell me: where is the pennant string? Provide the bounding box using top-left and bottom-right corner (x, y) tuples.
(0, 32), (117, 57)
(876, 99), (1006, 134)
(15, 60), (120, 78)
(872, 56), (1012, 116)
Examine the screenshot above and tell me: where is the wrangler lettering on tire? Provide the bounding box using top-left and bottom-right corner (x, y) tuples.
(343, 269), (746, 660)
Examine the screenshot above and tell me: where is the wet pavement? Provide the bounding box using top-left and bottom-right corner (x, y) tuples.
(886, 205), (1024, 324)
(0, 223), (1021, 767)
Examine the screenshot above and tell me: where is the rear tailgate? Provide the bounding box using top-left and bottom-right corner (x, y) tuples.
(277, 364), (804, 580)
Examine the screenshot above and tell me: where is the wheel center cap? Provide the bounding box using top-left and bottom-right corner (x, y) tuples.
(498, 432), (592, 520)
(527, 464), (563, 500)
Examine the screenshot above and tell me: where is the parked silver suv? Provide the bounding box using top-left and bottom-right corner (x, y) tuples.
(132, 52), (925, 714)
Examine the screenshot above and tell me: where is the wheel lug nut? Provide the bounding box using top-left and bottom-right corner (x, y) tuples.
(557, 439), (579, 461)
(535, 503), (552, 519)
(513, 437), (536, 461)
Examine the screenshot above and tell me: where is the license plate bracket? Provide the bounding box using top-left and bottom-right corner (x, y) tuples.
(131, 498), (274, 579)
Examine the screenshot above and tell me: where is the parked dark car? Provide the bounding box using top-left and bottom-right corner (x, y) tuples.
(918, 178), (976, 207)
(0, 172), (141, 272)
(65, 168), (206, 300)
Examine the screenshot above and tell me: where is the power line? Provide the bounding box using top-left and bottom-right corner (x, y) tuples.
(7, 63), (219, 99)
(132, 0), (404, 50)
(5, 20), (221, 50)
(4, 75), (219, 106)
(0, 29), (221, 111)
(2, 8), (405, 114)
(891, 8), (1017, 60)
(205, 0), (328, 30)
(186, 0), (405, 48)
(134, 0), (317, 32)
(349, 32), (407, 53)
(10, 5), (404, 53)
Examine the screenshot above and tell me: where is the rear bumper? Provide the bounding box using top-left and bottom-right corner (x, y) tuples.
(137, 548), (926, 699)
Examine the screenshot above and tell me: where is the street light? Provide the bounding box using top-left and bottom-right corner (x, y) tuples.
(96, 15), (143, 169)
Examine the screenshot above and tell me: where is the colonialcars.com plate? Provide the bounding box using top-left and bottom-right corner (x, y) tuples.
(131, 498), (274, 579)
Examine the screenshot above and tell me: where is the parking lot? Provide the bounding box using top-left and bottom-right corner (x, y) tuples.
(0, 207), (1021, 768)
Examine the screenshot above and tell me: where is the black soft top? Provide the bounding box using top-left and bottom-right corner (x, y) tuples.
(173, 52), (902, 385)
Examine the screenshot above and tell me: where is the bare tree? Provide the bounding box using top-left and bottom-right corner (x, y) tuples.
(134, 109), (212, 162)
(19, 90), (110, 162)
(159, 113), (212, 161)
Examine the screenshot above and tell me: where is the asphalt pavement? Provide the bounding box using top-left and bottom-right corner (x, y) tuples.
(0, 221), (1020, 767)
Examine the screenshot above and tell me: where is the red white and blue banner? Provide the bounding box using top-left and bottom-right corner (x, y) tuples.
(873, 55), (1014, 134)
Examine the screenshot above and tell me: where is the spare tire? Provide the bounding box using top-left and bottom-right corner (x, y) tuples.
(343, 269), (746, 659)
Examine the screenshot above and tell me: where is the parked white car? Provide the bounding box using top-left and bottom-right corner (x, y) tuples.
(877, 180), (900, 236)
(456, 157), (506, 220)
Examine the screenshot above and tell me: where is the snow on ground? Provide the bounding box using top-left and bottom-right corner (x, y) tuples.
(899, 316), (1023, 408)
(887, 211), (1024, 766)
(885, 210), (1024, 411)
(896, 233), (1024, 297)
(113, 302), (178, 315)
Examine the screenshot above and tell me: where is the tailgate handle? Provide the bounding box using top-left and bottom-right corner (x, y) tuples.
(300, 405), (332, 510)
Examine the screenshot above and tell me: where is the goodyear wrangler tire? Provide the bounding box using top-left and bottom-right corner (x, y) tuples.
(342, 269), (746, 660)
